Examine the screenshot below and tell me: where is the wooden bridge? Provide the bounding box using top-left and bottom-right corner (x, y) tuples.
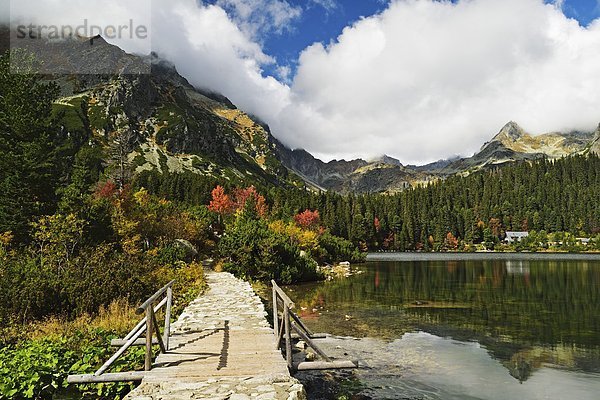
(68, 272), (356, 398)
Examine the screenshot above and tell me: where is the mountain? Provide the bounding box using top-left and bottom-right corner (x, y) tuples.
(273, 144), (439, 193)
(276, 121), (598, 193)
(588, 124), (600, 155)
(5, 31), (599, 195)
(6, 32), (306, 190)
(371, 155), (403, 167)
(440, 121), (595, 174)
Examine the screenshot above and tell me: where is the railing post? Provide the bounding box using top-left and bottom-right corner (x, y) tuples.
(94, 324), (148, 376)
(164, 286), (173, 351)
(145, 306), (153, 371)
(152, 310), (167, 354)
(272, 284), (279, 348)
(284, 305), (292, 369)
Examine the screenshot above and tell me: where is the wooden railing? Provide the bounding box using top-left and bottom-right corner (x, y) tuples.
(271, 280), (358, 371)
(67, 280), (175, 384)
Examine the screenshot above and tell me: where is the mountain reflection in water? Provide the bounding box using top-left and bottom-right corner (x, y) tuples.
(285, 256), (600, 400)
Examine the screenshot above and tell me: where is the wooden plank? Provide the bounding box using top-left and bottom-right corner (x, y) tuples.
(111, 338), (158, 347)
(276, 314), (285, 350)
(295, 360), (358, 371)
(284, 307), (292, 369)
(291, 322), (331, 362)
(271, 280), (295, 309)
(145, 307), (153, 371)
(152, 308), (167, 354)
(95, 324), (147, 376)
(164, 287), (173, 351)
(272, 284), (279, 340)
(291, 333), (327, 339)
(137, 280), (175, 315)
(68, 372), (145, 383)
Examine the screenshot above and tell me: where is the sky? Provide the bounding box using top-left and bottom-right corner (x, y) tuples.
(5, 0), (600, 164)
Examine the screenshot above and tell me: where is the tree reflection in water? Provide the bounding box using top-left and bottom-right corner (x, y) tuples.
(286, 258), (600, 382)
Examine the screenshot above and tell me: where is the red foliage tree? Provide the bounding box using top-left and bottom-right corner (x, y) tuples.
(374, 217), (381, 232)
(208, 185), (234, 215)
(294, 209), (320, 229)
(489, 218), (503, 238)
(445, 232), (459, 250)
(94, 180), (118, 200)
(233, 186), (267, 217)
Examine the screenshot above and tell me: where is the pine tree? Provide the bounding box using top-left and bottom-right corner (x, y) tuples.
(0, 50), (62, 240)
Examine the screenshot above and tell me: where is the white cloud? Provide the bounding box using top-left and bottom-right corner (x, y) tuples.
(7, 0), (152, 54)
(552, 0), (565, 11)
(213, 0), (302, 39)
(309, 0), (338, 13)
(4, 0), (600, 164)
(148, 0), (293, 123)
(276, 64), (292, 83)
(271, 0), (600, 163)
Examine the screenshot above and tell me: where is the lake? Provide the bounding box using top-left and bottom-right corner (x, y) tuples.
(284, 253), (600, 400)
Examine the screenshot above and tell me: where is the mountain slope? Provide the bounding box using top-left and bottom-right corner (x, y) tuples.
(276, 121), (599, 193)
(13, 34), (303, 190)
(440, 122), (595, 174)
(273, 142), (442, 193)
(587, 124), (600, 155)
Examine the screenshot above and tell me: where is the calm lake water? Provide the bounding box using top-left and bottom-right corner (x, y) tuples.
(284, 253), (600, 400)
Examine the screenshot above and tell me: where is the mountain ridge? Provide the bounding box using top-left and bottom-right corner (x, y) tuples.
(5, 30), (599, 194)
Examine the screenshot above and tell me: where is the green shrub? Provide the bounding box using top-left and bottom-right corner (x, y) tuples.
(0, 330), (145, 400)
(0, 244), (162, 324)
(318, 232), (365, 264)
(156, 245), (188, 265)
(219, 217), (319, 284)
(64, 245), (160, 316)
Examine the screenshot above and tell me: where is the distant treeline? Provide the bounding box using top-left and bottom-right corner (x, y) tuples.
(282, 155), (600, 251)
(139, 154), (600, 251)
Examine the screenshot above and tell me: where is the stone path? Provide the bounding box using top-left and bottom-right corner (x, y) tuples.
(125, 272), (305, 400)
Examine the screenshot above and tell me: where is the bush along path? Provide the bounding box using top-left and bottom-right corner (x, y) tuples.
(125, 271), (306, 400)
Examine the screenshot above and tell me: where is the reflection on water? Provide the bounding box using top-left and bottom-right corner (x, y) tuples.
(286, 256), (600, 399)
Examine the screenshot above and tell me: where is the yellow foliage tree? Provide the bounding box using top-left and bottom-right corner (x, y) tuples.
(31, 214), (87, 268)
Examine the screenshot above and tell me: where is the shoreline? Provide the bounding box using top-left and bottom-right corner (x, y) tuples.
(367, 251), (600, 261)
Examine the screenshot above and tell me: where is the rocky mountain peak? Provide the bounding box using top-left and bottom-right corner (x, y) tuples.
(371, 155), (403, 167)
(494, 121), (526, 143)
(590, 124), (600, 155)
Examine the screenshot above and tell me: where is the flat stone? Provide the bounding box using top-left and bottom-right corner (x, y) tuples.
(256, 393), (277, 400)
(230, 395), (251, 400)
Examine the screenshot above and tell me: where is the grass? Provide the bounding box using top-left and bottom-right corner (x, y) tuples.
(4, 299), (140, 345)
(52, 104), (85, 132)
(0, 262), (209, 399)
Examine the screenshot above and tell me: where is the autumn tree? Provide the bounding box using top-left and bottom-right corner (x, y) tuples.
(233, 186), (267, 217)
(31, 213), (87, 269)
(444, 232), (459, 251)
(489, 218), (503, 239)
(208, 185), (234, 215)
(294, 209), (321, 230)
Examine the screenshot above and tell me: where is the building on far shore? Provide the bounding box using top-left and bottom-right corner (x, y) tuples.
(505, 231), (529, 243)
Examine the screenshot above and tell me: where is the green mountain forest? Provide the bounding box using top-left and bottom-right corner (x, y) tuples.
(141, 153), (600, 253)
